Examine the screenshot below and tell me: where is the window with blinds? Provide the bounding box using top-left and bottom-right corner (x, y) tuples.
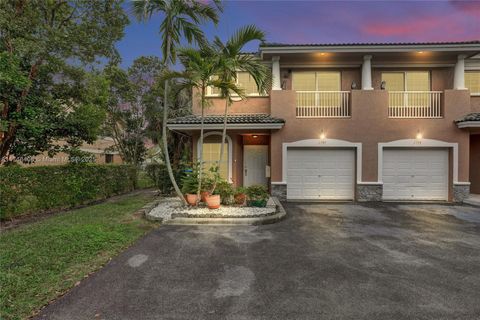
(292, 72), (341, 91)
(292, 72), (342, 107)
(207, 72), (260, 96)
(382, 71), (431, 106)
(465, 71), (480, 95)
(201, 135), (229, 180)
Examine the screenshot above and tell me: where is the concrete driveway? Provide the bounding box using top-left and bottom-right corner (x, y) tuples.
(36, 203), (480, 320)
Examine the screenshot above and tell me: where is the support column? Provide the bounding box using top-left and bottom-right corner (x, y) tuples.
(454, 54), (467, 90)
(272, 56), (281, 90)
(362, 55), (373, 90)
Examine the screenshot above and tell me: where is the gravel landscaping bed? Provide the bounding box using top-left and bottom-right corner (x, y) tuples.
(146, 197), (277, 222)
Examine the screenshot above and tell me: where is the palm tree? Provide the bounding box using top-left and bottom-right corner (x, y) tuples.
(132, 0), (222, 205)
(212, 25), (271, 179)
(177, 46), (219, 203)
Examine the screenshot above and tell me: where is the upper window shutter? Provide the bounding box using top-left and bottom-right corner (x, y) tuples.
(317, 72), (340, 91)
(237, 72), (258, 95)
(406, 71), (430, 91)
(465, 71), (480, 94)
(382, 73), (405, 91)
(292, 72), (316, 91)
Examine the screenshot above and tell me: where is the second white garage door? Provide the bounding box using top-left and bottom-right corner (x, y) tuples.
(382, 148), (449, 201)
(287, 148), (355, 200)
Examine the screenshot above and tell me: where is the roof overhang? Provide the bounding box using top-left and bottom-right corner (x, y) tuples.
(260, 42), (480, 56)
(168, 123), (285, 130)
(456, 121), (480, 129)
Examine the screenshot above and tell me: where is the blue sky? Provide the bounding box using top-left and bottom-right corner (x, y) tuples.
(116, 0), (480, 68)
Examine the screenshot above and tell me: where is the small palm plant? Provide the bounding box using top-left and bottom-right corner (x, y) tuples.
(212, 25), (271, 175)
(177, 45), (220, 204)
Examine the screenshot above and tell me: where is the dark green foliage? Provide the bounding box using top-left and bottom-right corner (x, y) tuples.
(146, 162), (186, 195)
(0, 1), (128, 163)
(246, 184), (269, 207)
(0, 164), (137, 220)
(180, 163), (200, 195)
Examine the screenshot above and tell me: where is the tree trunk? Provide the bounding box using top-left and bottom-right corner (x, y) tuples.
(162, 36), (186, 205)
(196, 86), (206, 205)
(211, 98), (229, 192)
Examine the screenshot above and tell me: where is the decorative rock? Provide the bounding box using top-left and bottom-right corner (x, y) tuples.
(271, 184), (287, 201)
(146, 197), (277, 221)
(453, 184), (470, 203)
(357, 184), (383, 202)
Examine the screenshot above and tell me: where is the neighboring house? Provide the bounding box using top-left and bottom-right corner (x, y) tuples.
(168, 41), (480, 203)
(20, 137), (123, 166)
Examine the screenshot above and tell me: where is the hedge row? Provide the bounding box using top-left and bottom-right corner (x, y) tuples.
(0, 164), (137, 220)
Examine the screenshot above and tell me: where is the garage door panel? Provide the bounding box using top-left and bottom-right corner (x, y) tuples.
(287, 148), (355, 200)
(382, 149), (448, 201)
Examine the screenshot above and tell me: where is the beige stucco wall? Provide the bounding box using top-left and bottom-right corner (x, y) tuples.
(471, 96), (480, 112)
(192, 88), (270, 115)
(270, 89), (471, 186)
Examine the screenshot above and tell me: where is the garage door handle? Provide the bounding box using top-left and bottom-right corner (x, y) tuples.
(245, 169), (247, 176)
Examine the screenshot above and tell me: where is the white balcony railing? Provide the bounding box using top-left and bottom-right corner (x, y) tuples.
(296, 91), (350, 118)
(388, 91), (442, 118)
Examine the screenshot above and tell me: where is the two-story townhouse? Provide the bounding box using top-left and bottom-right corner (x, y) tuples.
(168, 41), (480, 203)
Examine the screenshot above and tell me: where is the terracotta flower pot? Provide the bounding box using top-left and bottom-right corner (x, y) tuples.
(205, 194), (221, 209)
(234, 193), (246, 205)
(200, 191), (210, 203)
(185, 194), (198, 206)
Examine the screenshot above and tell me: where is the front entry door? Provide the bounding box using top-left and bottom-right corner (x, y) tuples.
(244, 145), (268, 187)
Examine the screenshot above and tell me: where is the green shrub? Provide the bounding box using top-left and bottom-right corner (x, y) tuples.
(246, 185), (269, 207)
(136, 170), (155, 189)
(0, 164), (137, 220)
(180, 165), (199, 195)
(216, 180), (235, 205)
(145, 162), (185, 195)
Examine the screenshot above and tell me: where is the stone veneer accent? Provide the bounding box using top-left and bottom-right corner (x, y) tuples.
(453, 184), (470, 203)
(271, 184), (286, 201)
(356, 184), (383, 202)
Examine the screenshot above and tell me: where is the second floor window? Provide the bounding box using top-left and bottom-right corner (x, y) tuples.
(382, 71), (431, 92)
(465, 71), (480, 95)
(382, 71), (433, 108)
(292, 71), (341, 91)
(208, 72), (262, 96)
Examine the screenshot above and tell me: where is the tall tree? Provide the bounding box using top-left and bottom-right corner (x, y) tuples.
(105, 57), (165, 168)
(212, 25), (270, 180)
(132, 0), (222, 204)
(0, 0), (128, 164)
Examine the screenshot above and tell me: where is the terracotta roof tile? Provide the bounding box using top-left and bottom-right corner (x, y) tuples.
(455, 112), (480, 123)
(168, 114), (285, 125)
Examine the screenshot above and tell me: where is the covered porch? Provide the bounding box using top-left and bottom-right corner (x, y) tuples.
(167, 114), (285, 188)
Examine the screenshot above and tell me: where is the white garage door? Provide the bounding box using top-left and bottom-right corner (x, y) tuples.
(287, 148), (355, 200)
(382, 149), (448, 201)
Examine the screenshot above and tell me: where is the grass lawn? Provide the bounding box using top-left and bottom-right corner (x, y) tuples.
(0, 192), (158, 320)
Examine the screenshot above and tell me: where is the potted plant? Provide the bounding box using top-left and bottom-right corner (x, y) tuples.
(234, 186), (247, 205)
(181, 165), (199, 206)
(205, 189), (221, 209)
(246, 185), (269, 207)
(201, 176), (214, 202)
(216, 180), (235, 205)
(204, 165), (221, 209)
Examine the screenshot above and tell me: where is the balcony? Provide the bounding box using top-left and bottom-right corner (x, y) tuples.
(296, 91), (350, 118)
(388, 91), (442, 118)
